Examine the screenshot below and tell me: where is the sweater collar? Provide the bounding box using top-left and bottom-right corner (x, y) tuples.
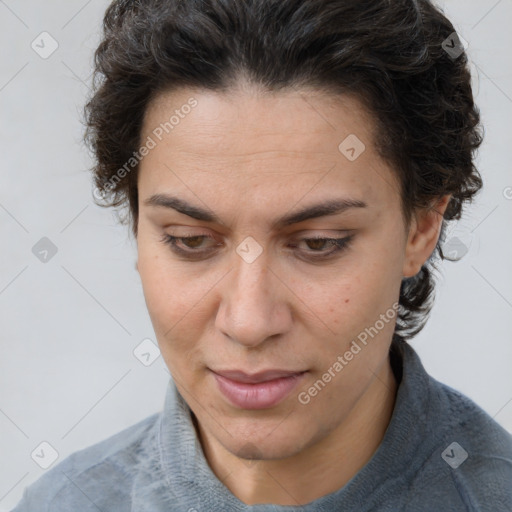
(156, 341), (433, 511)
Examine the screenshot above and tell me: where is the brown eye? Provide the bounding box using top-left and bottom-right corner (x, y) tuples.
(304, 238), (331, 251)
(292, 235), (355, 261)
(181, 236), (206, 249)
(159, 233), (219, 258)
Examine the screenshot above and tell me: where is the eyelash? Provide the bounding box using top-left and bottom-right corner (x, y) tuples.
(159, 233), (354, 261)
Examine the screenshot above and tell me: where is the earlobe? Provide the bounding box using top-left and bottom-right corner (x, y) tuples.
(402, 195), (451, 278)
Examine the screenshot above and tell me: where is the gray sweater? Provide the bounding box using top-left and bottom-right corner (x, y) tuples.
(11, 342), (512, 511)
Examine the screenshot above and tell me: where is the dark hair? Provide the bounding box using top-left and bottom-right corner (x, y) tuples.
(84, 0), (483, 345)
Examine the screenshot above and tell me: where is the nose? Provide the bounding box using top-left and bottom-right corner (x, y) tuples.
(215, 251), (291, 348)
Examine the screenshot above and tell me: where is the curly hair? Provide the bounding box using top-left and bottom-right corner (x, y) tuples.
(84, 0), (483, 345)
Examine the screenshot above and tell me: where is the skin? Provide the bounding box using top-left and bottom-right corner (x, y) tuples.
(135, 83), (450, 506)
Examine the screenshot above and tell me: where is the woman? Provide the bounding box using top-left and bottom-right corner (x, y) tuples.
(13, 0), (512, 510)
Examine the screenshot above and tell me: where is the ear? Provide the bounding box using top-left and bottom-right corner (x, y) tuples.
(402, 194), (451, 278)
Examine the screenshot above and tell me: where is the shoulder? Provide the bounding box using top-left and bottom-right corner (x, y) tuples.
(11, 412), (160, 512)
(432, 375), (512, 458)
(412, 373), (512, 509)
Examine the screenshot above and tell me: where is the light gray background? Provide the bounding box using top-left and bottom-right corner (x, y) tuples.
(1, 0), (511, 510)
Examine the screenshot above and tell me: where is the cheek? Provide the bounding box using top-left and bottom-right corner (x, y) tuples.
(137, 239), (223, 367)
(290, 264), (389, 340)
(350, 230), (404, 307)
(291, 247), (402, 363)
(137, 242), (196, 333)
(139, 262), (205, 375)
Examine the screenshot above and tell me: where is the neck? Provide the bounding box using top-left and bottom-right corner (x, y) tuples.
(196, 355), (398, 506)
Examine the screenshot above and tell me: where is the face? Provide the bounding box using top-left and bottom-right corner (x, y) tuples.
(135, 84), (427, 461)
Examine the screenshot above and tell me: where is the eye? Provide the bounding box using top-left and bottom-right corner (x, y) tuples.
(159, 232), (355, 261)
(290, 235), (354, 260)
(159, 233), (219, 258)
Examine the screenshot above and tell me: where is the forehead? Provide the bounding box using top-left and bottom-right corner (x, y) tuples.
(138, 86), (400, 213)
(142, 85), (377, 156)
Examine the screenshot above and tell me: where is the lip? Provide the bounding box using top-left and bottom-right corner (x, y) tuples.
(212, 369), (305, 384)
(211, 369), (307, 410)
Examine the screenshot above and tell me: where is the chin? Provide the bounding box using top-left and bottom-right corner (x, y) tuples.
(230, 439), (301, 462)
(218, 421), (314, 462)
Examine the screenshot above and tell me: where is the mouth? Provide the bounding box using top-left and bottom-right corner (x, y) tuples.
(210, 369), (307, 410)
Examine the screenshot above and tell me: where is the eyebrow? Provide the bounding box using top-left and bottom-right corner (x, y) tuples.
(144, 193), (367, 229)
